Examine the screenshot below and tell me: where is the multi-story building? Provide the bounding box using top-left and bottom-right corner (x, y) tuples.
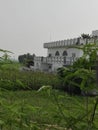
(34, 30), (98, 72)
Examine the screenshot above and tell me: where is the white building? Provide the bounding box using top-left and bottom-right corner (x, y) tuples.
(34, 30), (98, 72)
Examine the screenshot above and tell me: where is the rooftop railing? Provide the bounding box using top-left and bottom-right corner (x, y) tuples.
(43, 38), (95, 48)
(44, 38), (79, 48)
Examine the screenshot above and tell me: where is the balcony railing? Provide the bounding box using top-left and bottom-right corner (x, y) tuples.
(34, 56), (75, 65)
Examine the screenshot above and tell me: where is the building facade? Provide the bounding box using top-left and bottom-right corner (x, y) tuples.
(34, 30), (98, 72)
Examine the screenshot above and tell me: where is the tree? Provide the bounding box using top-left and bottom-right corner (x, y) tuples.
(0, 49), (13, 63)
(81, 33), (91, 44)
(18, 53), (35, 67)
(57, 43), (98, 95)
(73, 43), (98, 70)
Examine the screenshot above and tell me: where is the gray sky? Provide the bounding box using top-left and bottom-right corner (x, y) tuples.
(0, 0), (98, 59)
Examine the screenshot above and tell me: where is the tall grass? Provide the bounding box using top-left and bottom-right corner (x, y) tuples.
(0, 90), (98, 130)
(0, 68), (60, 90)
(0, 62), (98, 129)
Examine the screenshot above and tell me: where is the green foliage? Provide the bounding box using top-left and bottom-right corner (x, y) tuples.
(72, 57), (90, 69)
(0, 62), (21, 71)
(0, 49), (13, 62)
(63, 68), (96, 92)
(1, 46), (98, 129)
(0, 90), (42, 130)
(38, 85), (52, 96)
(0, 48), (60, 91)
(57, 43), (98, 94)
(0, 90), (98, 130)
(56, 43), (98, 129)
(73, 43), (98, 69)
(0, 68), (60, 91)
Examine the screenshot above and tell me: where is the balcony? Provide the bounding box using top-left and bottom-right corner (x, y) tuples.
(34, 56), (74, 65)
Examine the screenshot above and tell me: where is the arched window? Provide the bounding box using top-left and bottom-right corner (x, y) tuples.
(55, 51), (60, 56)
(62, 51), (67, 56)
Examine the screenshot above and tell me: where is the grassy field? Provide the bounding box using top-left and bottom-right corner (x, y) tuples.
(1, 89), (98, 130)
(0, 62), (98, 129)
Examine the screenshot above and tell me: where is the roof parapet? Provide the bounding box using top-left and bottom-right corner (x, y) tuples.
(44, 38), (78, 48)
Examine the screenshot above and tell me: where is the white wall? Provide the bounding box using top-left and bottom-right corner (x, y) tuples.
(67, 48), (83, 57)
(92, 30), (98, 36)
(47, 47), (83, 58)
(48, 47), (67, 57)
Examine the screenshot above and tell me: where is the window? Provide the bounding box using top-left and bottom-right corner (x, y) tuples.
(49, 65), (52, 69)
(55, 51), (60, 56)
(72, 53), (76, 57)
(62, 51), (67, 56)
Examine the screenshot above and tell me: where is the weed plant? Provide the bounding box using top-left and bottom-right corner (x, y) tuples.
(0, 68), (60, 91)
(0, 89), (98, 130)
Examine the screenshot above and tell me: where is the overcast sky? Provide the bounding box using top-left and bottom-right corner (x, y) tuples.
(0, 0), (98, 59)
